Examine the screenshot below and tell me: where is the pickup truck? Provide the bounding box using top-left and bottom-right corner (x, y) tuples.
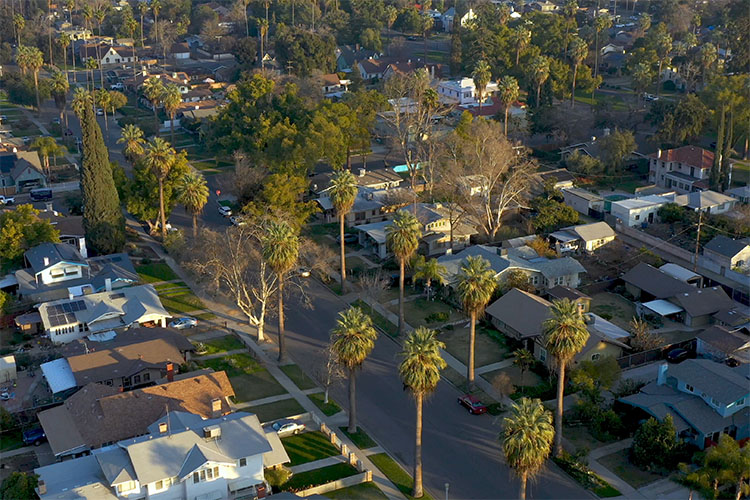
(0, 195), (15, 205)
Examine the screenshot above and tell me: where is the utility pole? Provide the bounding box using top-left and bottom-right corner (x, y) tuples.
(693, 211), (702, 272)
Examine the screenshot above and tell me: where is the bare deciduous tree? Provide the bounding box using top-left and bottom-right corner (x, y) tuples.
(357, 269), (390, 310)
(312, 344), (345, 404)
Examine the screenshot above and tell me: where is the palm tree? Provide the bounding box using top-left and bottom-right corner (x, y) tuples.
(330, 306), (378, 433)
(31, 136), (64, 178)
(511, 26), (531, 66)
(328, 169), (358, 292)
(472, 59), (491, 116)
(561, 0), (578, 54)
(151, 0), (162, 49)
(50, 71), (69, 129)
(528, 56), (550, 108)
(162, 84), (182, 144)
(138, 2), (149, 47)
(698, 43), (717, 88)
(13, 14), (24, 46)
(399, 327), (446, 498)
(497, 75), (519, 136)
(411, 255), (445, 299)
(96, 88), (111, 131)
(386, 211), (422, 336)
(71, 87), (90, 117)
(513, 348), (535, 386)
(85, 58), (99, 91)
(569, 36), (588, 108)
(143, 77), (165, 136)
(57, 33), (71, 81)
(144, 138), (176, 239)
(117, 124), (147, 160)
(17, 46), (44, 111)
(455, 255), (497, 389)
(654, 30), (673, 97)
(542, 298), (589, 457)
(175, 172), (209, 238)
(593, 14), (612, 80)
(262, 219), (299, 360)
(258, 18), (269, 70)
(502, 398), (555, 500)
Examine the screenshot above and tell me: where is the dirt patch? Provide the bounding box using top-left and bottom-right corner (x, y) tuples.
(590, 292), (636, 330)
(438, 325), (509, 368)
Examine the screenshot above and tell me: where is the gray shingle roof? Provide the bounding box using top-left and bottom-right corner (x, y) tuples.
(564, 222), (615, 242)
(96, 448), (136, 486)
(697, 326), (750, 354)
(671, 286), (733, 317)
(621, 262), (693, 299)
(668, 359), (749, 405)
(25, 242), (85, 273)
(704, 235), (750, 258)
(485, 288), (552, 339)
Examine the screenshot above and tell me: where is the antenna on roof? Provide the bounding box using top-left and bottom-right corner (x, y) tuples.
(166, 404), (171, 437)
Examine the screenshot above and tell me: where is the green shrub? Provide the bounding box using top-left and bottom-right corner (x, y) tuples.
(265, 466), (292, 491)
(425, 311), (449, 323)
(163, 230), (185, 256)
(630, 415), (679, 470)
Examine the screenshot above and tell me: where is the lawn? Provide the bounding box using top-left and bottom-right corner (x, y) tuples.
(282, 431), (341, 466)
(481, 365), (542, 389)
(590, 292), (637, 330)
(136, 262), (179, 283)
(158, 284), (207, 314)
(729, 160), (748, 187)
(0, 430), (24, 452)
(309, 392), (342, 417)
(197, 335), (246, 355)
(387, 298), (464, 328)
(280, 364), (318, 391)
(369, 453), (433, 500)
(339, 427), (377, 450)
(194, 311), (218, 321)
(155, 281), (187, 290)
(438, 325), (509, 368)
(247, 398), (305, 422)
(563, 425), (606, 452)
(282, 463), (359, 492)
(346, 256), (369, 274)
(352, 300), (398, 337)
(324, 482), (387, 499)
(598, 449), (664, 489)
(198, 354), (287, 402)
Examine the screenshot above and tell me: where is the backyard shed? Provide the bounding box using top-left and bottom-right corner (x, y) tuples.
(0, 355), (17, 383)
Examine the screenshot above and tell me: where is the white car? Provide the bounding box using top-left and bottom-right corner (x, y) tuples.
(218, 205), (232, 217)
(271, 419), (306, 437)
(229, 215), (246, 226)
(169, 317), (198, 330)
(96, 108), (104, 115)
(297, 267), (311, 278)
(110, 83), (124, 90)
(0, 195), (14, 205)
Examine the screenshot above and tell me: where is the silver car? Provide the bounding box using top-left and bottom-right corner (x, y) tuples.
(169, 317), (198, 330)
(271, 419), (306, 437)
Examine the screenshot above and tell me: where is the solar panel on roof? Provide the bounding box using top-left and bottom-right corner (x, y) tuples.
(62, 303), (72, 312)
(77, 300), (86, 310)
(112, 256), (122, 262)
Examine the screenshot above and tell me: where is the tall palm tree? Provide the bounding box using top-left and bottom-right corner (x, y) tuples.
(17, 46), (44, 111)
(592, 14), (612, 80)
(71, 87), (90, 117)
(175, 171), (209, 238)
(328, 169), (358, 293)
(528, 56), (550, 108)
(143, 77), (165, 136)
(144, 138), (176, 239)
(561, 0), (578, 54)
(386, 211), (422, 336)
(472, 59), (491, 116)
(542, 298), (589, 457)
(151, 0), (162, 50)
(411, 255), (445, 299)
(50, 71), (69, 129)
(85, 58), (99, 91)
(96, 88), (111, 131)
(399, 327), (446, 498)
(511, 26), (531, 66)
(262, 219), (299, 361)
(654, 30), (672, 97)
(258, 18), (269, 70)
(569, 36), (588, 108)
(502, 398), (555, 500)
(57, 33), (71, 81)
(31, 136), (64, 178)
(330, 306), (378, 433)
(162, 84), (182, 144)
(497, 75), (519, 136)
(13, 14), (24, 46)
(698, 43), (717, 88)
(117, 124), (146, 160)
(138, 2), (148, 47)
(455, 255), (497, 389)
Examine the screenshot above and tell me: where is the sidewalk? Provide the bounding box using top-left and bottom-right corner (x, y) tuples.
(289, 455), (348, 474)
(587, 439), (646, 500)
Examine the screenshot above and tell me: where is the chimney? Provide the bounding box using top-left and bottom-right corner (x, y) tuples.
(38, 480), (47, 495)
(43, 257), (50, 266)
(105, 278), (112, 292)
(656, 363), (668, 386)
(45, 202), (53, 212)
(603, 127), (610, 137)
(211, 398), (222, 417)
(166, 362), (174, 382)
(359, 168), (366, 177)
(158, 422), (168, 434)
(657, 148), (662, 159)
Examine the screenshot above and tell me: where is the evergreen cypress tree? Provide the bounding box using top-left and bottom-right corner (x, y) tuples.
(74, 90), (125, 254)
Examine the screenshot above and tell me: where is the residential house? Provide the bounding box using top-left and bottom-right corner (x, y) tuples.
(619, 359), (750, 449)
(622, 262), (693, 302)
(35, 411), (289, 500)
(40, 328), (195, 392)
(725, 185), (750, 204)
(316, 186), (398, 227)
(58, 25), (92, 41)
(703, 236), (750, 275)
(438, 244), (586, 292)
(320, 73), (350, 98)
(546, 285), (591, 313)
(437, 77), (499, 107)
(530, 168), (576, 196)
(38, 371), (236, 459)
(696, 326), (750, 365)
(15, 244), (138, 302)
(79, 43), (136, 65)
(535, 312), (630, 366)
(382, 61), (444, 81)
(358, 58), (390, 80)
(610, 194), (675, 227)
(0, 150), (47, 194)
(441, 7), (475, 32)
(526, 0), (558, 12)
(669, 286), (735, 327)
(562, 187), (605, 217)
(37, 204), (87, 258)
(170, 42), (191, 60)
(712, 308), (750, 334)
(659, 263), (703, 287)
(648, 146), (713, 193)
(37, 284), (171, 343)
(549, 222), (616, 254)
(310, 167), (403, 196)
(674, 190), (737, 215)
(336, 45), (380, 73)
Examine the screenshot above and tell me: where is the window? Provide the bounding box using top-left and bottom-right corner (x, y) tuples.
(685, 384), (694, 392)
(133, 375), (141, 384)
(539, 348), (547, 362)
(193, 472), (200, 484)
(200, 470), (206, 481)
(207, 468), (213, 480)
(239, 458), (247, 467)
(155, 480), (163, 490)
(591, 353), (601, 361)
(635, 214), (640, 221)
(213, 467), (219, 478)
(143, 373), (150, 381)
(117, 481), (135, 493)
(737, 398), (745, 406)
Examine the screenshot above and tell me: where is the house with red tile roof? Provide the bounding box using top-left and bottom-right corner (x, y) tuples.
(648, 145), (714, 193)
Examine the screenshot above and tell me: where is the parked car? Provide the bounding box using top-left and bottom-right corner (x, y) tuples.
(643, 93), (659, 102)
(297, 267), (311, 278)
(22, 428), (46, 446)
(52, 117), (61, 124)
(666, 348), (691, 363)
(169, 317), (198, 330)
(0, 195), (14, 205)
(458, 394), (487, 415)
(218, 204), (232, 217)
(725, 357), (740, 368)
(336, 233), (358, 244)
(110, 83), (124, 90)
(271, 419), (306, 437)
(30, 188), (53, 201)
(96, 108), (104, 116)
(229, 215), (246, 226)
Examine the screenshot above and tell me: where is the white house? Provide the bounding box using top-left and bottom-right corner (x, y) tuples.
(441, 8), (475, 32)
(562, 187), (604, 217)
(35, 412), (289, 500)
(648, 146), (713, 193)
(610, 194), (674, 227)
(80, 43), (136, 66)
(549, 222), (616, 254)
(673, 190), (737, 215)
(437, 77), (499, 107)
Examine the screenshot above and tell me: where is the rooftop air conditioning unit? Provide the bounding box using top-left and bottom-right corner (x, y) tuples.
(203, 425), (221, 439)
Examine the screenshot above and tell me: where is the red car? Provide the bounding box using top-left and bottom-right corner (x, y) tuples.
(458, 394), (487, 415)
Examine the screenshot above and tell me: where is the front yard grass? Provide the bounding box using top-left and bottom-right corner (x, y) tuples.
(197, 335), (245, 355)
(158, 284), (207, 314)
(0, 430), (24, 452)
(309, 392), (342, 416)
(194, 311), (218, 321)
(280, 364), (317, 390)
(387, 298), (464, 327)
(590, 292), (637, 330)
(339, 427), (377, 450)
(598, 449), (664, 489)
(438, 325), (509, 368)
(369, 453), (434, 500)
(282, 463), (359, 492)
(246, 398), (305, 423)
(198, 354), (287, 402)
(324, 482), (387, 499)
(282, 431), (341, 466)
(480, 365), (542, 389)
(352, 300), (398, 337)
(136, 262), (179, 283)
